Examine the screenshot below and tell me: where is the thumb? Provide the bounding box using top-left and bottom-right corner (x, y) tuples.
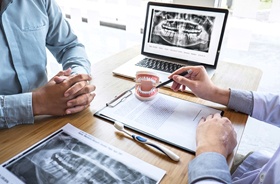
(173, 75), (193, 87)
(63, 68), (72, 76)
(52, 68), (72, 83)
(53, 76), (68, 84)
(56, 68), (71, 77)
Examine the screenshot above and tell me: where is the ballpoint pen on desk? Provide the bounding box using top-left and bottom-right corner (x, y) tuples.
(155, 70), (192, 89)
(114, 121), (180, 162)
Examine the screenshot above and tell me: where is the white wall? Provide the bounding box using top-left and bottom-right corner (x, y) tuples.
(173, 0), (220, 7)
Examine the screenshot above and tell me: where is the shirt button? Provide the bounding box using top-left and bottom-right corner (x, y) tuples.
(259, 173), (265, 182)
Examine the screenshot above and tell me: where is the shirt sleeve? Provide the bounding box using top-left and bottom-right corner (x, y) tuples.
(228, 89), (254, 115)
(251, 91), (280, 126)
(45, 0), (91, 75)
(0, 93), (34, 129)
(228, 89), (280, 126)
(188, 152), (232, 184)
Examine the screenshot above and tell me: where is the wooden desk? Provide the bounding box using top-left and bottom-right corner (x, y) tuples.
(0, 45), (262, 183)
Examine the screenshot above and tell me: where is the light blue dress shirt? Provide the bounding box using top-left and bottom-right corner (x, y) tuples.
(0, 0), (90, 128)
(188, 89), (280, 184)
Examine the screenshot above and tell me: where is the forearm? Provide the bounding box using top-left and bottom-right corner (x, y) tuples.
(45, 0), (91, 75)
(206, 86), (230, 106)
(0, 93), (34, 129)
(208, 88), (254, 115)
(63, 49), (91, 75)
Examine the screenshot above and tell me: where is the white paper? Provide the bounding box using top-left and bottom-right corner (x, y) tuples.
(1, 124), (165, 184)
(0, 167), (24, 184)
(99, 90), (222, 152)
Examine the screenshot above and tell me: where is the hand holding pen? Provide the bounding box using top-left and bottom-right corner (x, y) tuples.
(169, 66), (219, 104)
(155, 69), (192, 89)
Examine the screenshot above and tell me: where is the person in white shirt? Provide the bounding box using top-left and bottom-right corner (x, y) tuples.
(169, 65), (280, 184)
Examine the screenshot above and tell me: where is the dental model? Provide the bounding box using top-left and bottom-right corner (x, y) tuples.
(135, 71), (160, 101)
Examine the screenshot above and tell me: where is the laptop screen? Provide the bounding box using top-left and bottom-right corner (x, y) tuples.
(141, 2), (228, 68)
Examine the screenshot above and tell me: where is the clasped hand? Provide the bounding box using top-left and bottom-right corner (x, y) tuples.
(32, 68), (96, 116)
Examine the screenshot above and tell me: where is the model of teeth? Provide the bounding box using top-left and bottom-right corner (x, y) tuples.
(135, 71), (159, 101)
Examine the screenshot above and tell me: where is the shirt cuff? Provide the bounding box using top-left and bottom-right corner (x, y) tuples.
(188, 152), (232, 184)
(1, 93), (34, 128)
(228, 89), (253, 115)
(70, 65), (90, 75)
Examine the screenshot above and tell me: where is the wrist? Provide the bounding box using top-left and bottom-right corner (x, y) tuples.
(196, 145), (227, 158)
(32, 91), (45, 116)
(208, 86), (230, 106)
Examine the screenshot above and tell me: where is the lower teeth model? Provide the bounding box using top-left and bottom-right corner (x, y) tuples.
(135, 71), (159, 101)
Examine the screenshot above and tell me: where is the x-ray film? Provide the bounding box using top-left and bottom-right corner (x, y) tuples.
(0, 124), (165, 184)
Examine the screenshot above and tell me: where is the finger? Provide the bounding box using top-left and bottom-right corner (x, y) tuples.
(205, 114), (215, 120)
(65, 81), (87, 97)
(172, 75), (193, 88)
(53, 76), (68, 84)
(63, 68), (72, 76)
(199, 116), (206, 124)
(67, 74), (92, 87)
(67, 93), (95, 107)
(65, 82), (96, 97)
(169, 67), (190, 79)
(213, 113), (222, 119)
(66, 105), (90, 114)
(170, 81), (182, 92)
(185, 69), (193, 78)
(55, 68), (71, 77)
(55, 70), (66, 77)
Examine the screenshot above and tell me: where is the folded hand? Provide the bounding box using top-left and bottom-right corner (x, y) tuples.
(32, 69), (96, 116)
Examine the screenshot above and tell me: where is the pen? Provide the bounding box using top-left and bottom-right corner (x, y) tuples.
(155, 70), (191, 88)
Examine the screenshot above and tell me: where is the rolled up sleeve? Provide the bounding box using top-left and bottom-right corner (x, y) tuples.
(188, 152), (232, 184)
(0, 93), (34, 129)
(228, 89), (253, 115)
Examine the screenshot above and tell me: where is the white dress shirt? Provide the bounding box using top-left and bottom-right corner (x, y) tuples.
(188, 89), (280, 184)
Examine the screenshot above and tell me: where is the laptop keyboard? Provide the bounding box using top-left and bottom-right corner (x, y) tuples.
(135, 58), (185, 73)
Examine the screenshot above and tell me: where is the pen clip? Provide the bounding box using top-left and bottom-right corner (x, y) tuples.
(106, 90), (132, 107)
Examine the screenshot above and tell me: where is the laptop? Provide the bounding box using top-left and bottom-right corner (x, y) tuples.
(113, 2), (228, 89)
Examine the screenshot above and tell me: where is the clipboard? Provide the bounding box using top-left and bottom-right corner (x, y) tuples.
(94, 87), (223, 154)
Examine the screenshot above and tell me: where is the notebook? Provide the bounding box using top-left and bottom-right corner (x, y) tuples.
(113, 2), (228, 88)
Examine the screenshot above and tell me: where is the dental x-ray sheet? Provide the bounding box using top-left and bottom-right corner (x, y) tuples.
(0, 124), (165, 184)
(95, 89), (223, 154)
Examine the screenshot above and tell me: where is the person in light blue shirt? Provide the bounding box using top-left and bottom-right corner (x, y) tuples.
(169, 66), (280, 184)
(0, 0), (96, 128)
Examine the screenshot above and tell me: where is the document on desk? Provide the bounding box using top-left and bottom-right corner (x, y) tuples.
(0, 124), (165, 184)
(95, 89), (223, 153)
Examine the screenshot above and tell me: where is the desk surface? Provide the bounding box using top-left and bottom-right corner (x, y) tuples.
(0, 45), (262, 183)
